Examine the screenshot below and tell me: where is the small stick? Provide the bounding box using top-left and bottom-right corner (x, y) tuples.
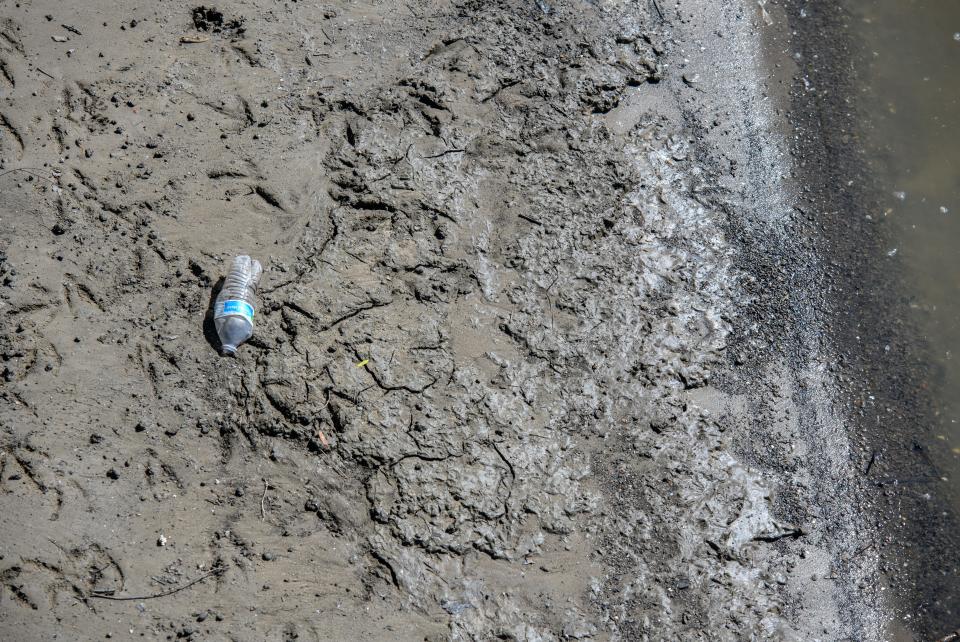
(650, 0), (665, 21)
(260, 479), (269, 520)
(857, 542), (875, 555)
(0, 167), (57, 183)
(421, 148), (465, 159)
(36, 67), (55, 79)
(518, 213), (542, 226)
(864, 449), (878, 475)
(89, 567), (223, 601)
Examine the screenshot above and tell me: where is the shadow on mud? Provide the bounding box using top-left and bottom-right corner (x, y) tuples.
(203, 276), (224, 354)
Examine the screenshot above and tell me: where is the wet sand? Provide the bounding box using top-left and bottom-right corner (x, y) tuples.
(0, 0), (951, 640)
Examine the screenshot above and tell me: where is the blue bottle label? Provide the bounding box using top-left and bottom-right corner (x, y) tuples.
(215, 299), (254, 323)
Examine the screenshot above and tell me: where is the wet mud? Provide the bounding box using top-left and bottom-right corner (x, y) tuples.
(0, 0), (931, 640)
(780, 1), (960, 638)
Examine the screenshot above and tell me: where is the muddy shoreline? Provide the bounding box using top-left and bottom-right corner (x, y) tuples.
(781, 1), (960, 637)
(0, 0), (947, 640)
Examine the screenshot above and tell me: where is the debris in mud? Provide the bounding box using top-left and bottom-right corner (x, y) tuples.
(213, 255), (262, 355)
(191, 6), (245, 37)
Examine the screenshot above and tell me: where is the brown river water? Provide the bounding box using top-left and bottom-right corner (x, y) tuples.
(847, 0), (960, 509)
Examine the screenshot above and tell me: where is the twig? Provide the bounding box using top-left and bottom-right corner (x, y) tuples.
(650, 0), (665, 21)
(89, 567), (224, 601)
(491, 442), (516, 480)
(853, 541), (875, 557)
(753, 527), (804, 543)
(518, 213), (542, 226)
(0, 167), (57, 183)
(343, 249), (370, 265)
(421, 148), (465, 159)
(390, 143), (414, 167)
(36, 67), (55, 79)
(260, 479), (269, 520)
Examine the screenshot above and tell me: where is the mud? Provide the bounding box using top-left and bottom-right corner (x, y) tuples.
(0, 0), (927, 640)
(780, 1), (960, 638)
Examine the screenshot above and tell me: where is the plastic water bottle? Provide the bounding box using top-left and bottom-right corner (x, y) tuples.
(214, 255), (262, 355)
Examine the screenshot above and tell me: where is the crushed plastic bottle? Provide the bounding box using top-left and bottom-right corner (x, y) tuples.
(214, 255), (262, 355)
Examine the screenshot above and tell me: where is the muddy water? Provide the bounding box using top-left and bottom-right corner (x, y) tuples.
(846, 1), (960, 505)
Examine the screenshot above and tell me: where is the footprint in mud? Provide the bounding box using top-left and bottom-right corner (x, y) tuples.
(0, 543), (124, 610)
(0, 57), (14, 93)
(143, 449), (185, 501)
(0, 18), (23, 97)
(0, 111), (24, 160)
